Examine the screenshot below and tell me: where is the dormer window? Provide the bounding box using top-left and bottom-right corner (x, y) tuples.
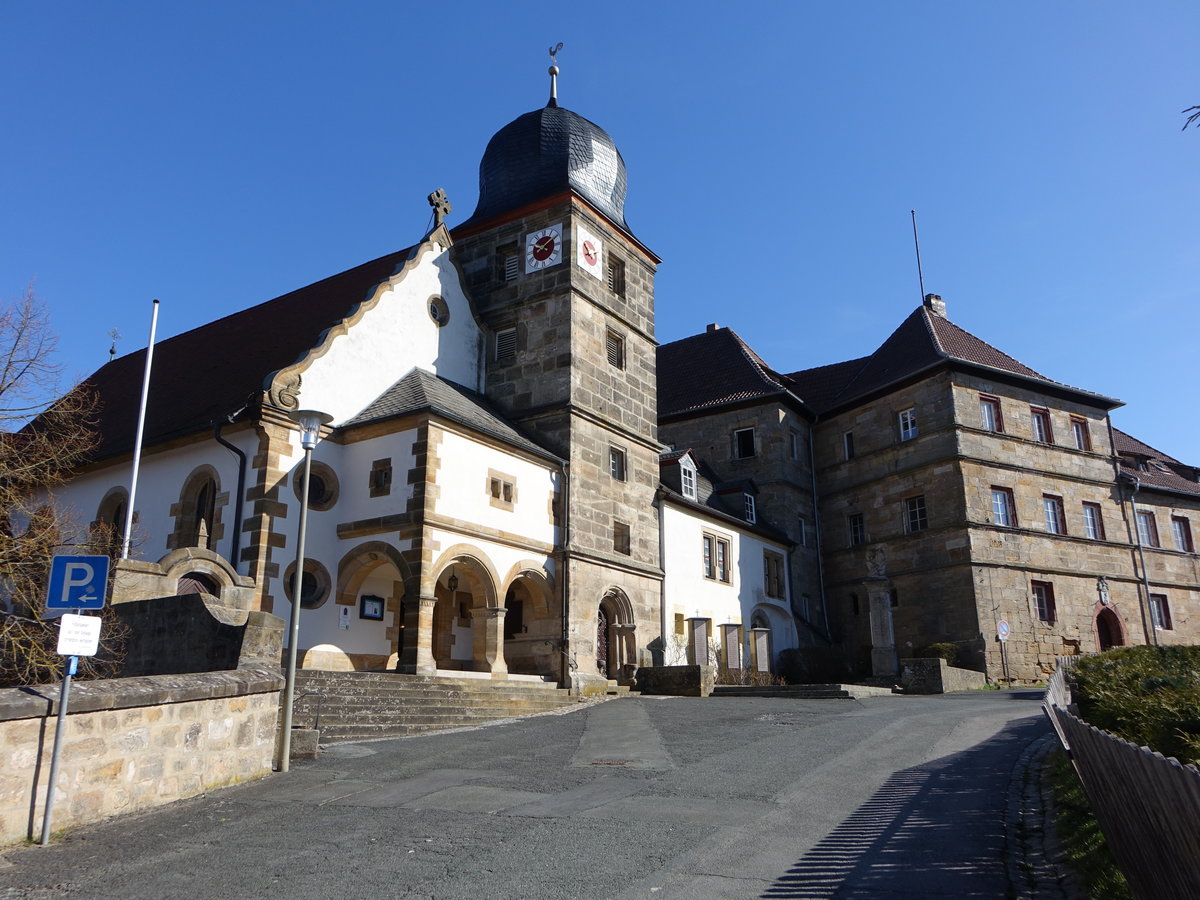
(680, 459), (697, 500)
(744, 494), (757, 524)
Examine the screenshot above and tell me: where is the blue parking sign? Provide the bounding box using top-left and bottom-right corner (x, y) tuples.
(46, 555), (110, 610)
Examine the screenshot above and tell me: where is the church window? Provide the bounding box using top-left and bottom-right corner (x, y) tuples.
(899, 408), (918, 441)
(848, 513), (866, 547)
(680, 460), (697, 499)
(744, 494), (756, 524)
(93, 488), (129, 554)
(763, 550), (785, 598)
(843, 431), (855, 460)
(488, 470), (516, 510)
(1042, 494), (1066, 534)
(1172, 516), (1194, 552)
(495, 328), (517, 361)
(1031, 408), (1054, 444)
(733, 428), (756, 459)
(369, 458), (392, 498)
(904, 495), (928, 533)
(1136, 510), (1160, 548)
(1083, 502), (1105, 540)
(980, 396), (1004, 432)
(991, 487), (1016, 527)
(606, 331), (625, 369)
(1071, 417), (1092, 451)
(613, 520), (631, 556)
(609, 446), (627, 481)
(292, 462), (338, 511)
(606, 256), (625, 297)
(427, 295), (449, 326)
(1149, 594), (1173, 630)
(1031, 581), (1056, 623)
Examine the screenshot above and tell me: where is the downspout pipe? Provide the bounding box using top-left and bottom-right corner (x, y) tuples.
(559, 461), (572, 690)
(1119, 471), (1159, 647)
(656, 487), (668, 665)
(214, 407), (249, 574)
(807, 430), (832, 641)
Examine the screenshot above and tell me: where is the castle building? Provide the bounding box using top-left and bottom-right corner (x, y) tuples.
(43, 69), (1199, 687)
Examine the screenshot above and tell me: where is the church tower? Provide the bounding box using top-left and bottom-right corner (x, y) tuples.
(451, 58), (662, 688)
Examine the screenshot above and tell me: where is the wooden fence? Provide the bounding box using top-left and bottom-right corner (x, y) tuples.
(1042, 659), (1200, 900)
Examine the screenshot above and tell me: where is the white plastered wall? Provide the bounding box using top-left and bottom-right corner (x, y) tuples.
(661, 501), (797, 664)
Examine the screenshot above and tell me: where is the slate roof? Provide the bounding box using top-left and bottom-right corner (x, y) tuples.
(345, 368), (561, 463)
(1113, 428), (1200, 496)
(657, 327), (806, 419)
(76, 245), (417, 461)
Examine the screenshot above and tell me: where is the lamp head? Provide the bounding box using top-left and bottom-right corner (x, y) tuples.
(289, 409), (334, 450)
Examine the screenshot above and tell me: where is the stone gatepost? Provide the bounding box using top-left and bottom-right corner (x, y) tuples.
(686, 617), (711, 665)
(749, 627), (771, 672)
(472, 606), (507, 675)
(867, 585), (897, 678)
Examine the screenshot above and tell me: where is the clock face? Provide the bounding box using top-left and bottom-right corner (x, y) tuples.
(576, 225), (604, 280)
(525, 223), (564, 273)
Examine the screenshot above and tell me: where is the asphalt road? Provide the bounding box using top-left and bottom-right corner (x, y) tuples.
(0, 690), (1058, 899)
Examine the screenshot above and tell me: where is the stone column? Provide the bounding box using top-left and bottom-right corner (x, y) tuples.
(472, 606), (508, 676)
(750, 627), (771, 672)
(414, 596), (438, 675)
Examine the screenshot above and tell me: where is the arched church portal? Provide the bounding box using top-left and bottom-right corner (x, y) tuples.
(596, 589), (635, 680)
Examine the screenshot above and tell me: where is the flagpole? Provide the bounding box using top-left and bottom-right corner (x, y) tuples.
(121, 299), (158, 559)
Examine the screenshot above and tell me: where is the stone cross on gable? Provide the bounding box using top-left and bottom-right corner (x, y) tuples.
(427, 189), (452, 228)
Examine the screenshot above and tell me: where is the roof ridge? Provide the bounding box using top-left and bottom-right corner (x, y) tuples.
(919, 306), (952, 359)
(725, 328), (788, 393)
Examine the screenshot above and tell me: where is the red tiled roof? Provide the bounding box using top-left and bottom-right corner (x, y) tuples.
(657, 327), (800, 418)
(1113, 428), (1200, 496)
(78, 245), (416, 460)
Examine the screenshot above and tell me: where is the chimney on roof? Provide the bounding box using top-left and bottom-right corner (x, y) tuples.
(706, 323), (720, 333)
(923, 293), (946, 318)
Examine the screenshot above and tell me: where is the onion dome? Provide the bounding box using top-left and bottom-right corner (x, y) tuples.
(467, 102), (630, 230)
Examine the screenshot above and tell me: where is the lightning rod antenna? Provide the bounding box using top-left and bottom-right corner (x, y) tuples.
(911, 210), (927, 304)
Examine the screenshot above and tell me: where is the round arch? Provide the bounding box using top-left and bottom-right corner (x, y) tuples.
(337, 540), (412, 605)
(427, 544), (501, 607)
(170, 464), (224, 551)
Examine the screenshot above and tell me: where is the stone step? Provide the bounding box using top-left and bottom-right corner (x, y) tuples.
(710, 683), (897, 700)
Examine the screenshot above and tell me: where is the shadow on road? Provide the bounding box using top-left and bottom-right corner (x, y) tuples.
(762, 715), (1049, 899)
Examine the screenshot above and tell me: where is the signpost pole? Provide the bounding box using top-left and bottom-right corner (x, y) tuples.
(1000, 641), (1011, 686)
(39, 655), (77, 846)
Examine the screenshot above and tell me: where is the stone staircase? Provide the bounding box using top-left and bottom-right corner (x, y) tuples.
(291, 670), (579, 744)
(710, 683), (897, 700)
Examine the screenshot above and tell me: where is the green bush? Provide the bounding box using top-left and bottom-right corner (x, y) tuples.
(914, 642), (959, 667)
(1068, 645), (1200, 765)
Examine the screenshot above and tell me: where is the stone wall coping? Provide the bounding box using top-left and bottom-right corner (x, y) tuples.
(0, 666), (284, 722)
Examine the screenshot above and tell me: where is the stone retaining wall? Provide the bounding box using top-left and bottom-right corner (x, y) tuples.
(635, 665), (716, 697)
(0, 666), (282, 846)
(899, 657), (988, 693)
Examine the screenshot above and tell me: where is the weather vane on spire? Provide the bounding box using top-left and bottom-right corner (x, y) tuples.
(107, 328), (121, 362)
(548, 42), (563, 107)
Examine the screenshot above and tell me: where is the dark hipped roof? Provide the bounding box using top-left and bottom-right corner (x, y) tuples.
(1113, 428), (1200, 497)
(657, 327), (807, 419)
(79, 245), (417, 461)
(786, 306), (1121, 414)
(345, 368), (561, 463)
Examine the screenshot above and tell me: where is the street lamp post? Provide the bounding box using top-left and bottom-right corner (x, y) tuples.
(278, 408), (333, 772)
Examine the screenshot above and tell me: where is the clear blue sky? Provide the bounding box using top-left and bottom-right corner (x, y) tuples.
(3, 2), (1197, 458)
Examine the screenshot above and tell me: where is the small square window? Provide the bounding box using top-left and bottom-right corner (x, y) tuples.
(495, 328), (517, 361)
(1031, 408), (1054, 444)
(733, 428), (756, 460)
(609, 446), (627, 481)
(899, 409), (918, 441)
(488, 471), (516, 510)
(369, 458), (392, 498)
(1032, 580), (1056, 623)
(1083, 502), (1105, 540)
(606, 257), (626, 297)
(848, 513), (866, 547)
(606, 331), (625, 369)
(763, 551), (785, 599)
(1071, 417), (1092, 451)
(904, 496), (928, 533)
(1172, 516), (1194, 552)
(614, 521), (631, 556)
(980, 396), (1004, 433)
(744, 494), (756, 524)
